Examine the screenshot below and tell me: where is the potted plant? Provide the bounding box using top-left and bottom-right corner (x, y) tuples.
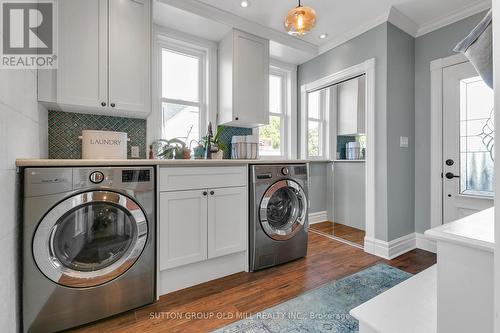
(156, 138), (186, 159)
(201, 126), (228, 159)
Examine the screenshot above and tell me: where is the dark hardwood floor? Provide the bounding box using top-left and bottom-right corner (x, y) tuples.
(310, 221), (366, 246)
(72, 232), (436, 333)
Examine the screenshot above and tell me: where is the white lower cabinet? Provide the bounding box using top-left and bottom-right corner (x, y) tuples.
(159, 190), (208, 270)
(158, 166), (248, 295)
(208, 187), (247, 258)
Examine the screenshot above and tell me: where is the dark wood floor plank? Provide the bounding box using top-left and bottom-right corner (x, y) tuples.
(72, 232), (436, 333)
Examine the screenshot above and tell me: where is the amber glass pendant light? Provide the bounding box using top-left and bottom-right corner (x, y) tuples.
(284, 0), (317, 36)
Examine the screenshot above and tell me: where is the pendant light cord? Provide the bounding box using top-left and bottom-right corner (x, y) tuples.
(298, 0), (302, 7)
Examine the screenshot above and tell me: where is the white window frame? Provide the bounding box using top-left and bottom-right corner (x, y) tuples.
(305, 88), (330, 160)
(149, 26), (217, 145)
(257, 59), (298, 159)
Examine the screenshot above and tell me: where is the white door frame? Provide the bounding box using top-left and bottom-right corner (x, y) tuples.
(300, 58), (376, 252)
(429, 53), (468, 228)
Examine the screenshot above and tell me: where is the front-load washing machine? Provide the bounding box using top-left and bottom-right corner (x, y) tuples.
(22, 167), (155, 332)
(249, 164), (309, 271)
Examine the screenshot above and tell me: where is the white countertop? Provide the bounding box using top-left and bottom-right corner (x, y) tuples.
(15, 158), (332, 167)
(350, 265), (437, 333)
(425, 208), (494, 252)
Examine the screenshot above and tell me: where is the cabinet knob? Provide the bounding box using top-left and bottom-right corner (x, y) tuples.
(101, 102), (106, 107)
(235, 117), (239, 121)
(210, 191), (215, 195)
(203, 191), (208, 196)
(111, 103), (116, 108)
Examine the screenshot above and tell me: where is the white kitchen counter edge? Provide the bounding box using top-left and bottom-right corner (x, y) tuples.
(16, 158), (332, 167)
(424, 207), (494, 252)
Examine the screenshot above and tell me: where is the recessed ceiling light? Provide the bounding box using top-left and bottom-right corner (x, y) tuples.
(319, 33), (328, 39)
(240, 0), (249, 8)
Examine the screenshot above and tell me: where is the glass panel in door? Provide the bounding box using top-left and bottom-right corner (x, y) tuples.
(459, 76), (494, 196)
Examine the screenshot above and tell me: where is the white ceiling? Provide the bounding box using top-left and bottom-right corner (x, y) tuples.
(155, 0), (491, 64)
(196, 0), (489, 45)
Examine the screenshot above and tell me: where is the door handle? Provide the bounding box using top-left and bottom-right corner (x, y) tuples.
(445, 172), (460, 179)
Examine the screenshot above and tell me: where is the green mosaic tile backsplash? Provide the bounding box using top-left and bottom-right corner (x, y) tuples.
(48, 111), (147, 159)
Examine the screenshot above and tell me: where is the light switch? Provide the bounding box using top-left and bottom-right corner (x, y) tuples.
(131, 146), (140, 158)
(400, 137), (409, 148)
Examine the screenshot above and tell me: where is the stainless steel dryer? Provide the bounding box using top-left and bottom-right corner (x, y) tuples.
(249, 164), (309, 271)
(22, 167), (156, 332)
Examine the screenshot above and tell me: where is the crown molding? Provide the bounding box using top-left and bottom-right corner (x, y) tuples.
(157, 0), (319, 56)
(416, 0), (491, 37)
(387, 6), (419, 36)
(318, 12), (388, 55)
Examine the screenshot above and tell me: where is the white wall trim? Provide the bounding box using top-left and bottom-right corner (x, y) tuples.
(416, 0), (491, 37)
(416, 233), (437, 253)
(429, 54), (468, 229)
(157, 0), (318, 56)
(300, 59), (376, 254)
(387, 7), (419, 37)
(365, 233), (436, 260)
(364, 233), (416, 260)
(309, 211), (328, 225)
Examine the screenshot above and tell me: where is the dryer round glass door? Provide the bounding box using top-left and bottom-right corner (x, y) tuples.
(259, 180), (308, 240)
(33, 191), (148, 288)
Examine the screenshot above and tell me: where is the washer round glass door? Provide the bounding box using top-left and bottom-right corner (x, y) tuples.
(33, 191), (148, 288)
(259, 180), (307, 240)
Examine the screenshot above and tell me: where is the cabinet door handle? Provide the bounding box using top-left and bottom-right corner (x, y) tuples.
(110, 103), (116, 108)
(101, 102), (106, 107)
(203, 191), (208, 196)
(210, 191), (215, 196)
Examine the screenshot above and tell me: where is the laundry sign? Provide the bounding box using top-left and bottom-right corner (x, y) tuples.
(80, 130), (128, 160)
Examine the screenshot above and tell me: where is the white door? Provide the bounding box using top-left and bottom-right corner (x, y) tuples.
(207, 187), (247, 259)
(159, 190), (208, 270)
(442, 61), (494, 223)
(108, 0), (151, 114)
(57, 0), (108, 109)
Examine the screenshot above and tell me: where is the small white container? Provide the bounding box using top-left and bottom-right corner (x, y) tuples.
(346, 142), (361, 160)
(245, 135), (259, 160)
(80, 130), (129, 159)
(231, 136), (247, 159)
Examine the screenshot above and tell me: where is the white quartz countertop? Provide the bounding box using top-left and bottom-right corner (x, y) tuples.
(425, 208), (494, 252)
(15, 158), (332, 167)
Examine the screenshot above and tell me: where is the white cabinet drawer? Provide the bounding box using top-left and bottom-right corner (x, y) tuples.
(159, 166), (247, 192)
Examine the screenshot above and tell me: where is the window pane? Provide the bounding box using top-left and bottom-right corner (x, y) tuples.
(270, 75), (283, 114)
(308, 90), (321, 119)
(260, 116), (282, 156)
(162, 49), (199, 102)
(308, 120), (321, 157)
(162, 102), (200, 144)
(459, 76), (494, 196)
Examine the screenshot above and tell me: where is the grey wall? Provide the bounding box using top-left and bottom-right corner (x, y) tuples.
(414, 11), (487, 234)
(386, 23), (415, 240)
(334, 162), (366, 230)
(299, 23), (389, 240)
(0, 71), (48, 331)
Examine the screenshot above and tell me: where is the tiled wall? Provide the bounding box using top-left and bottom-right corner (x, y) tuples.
(0, 70), (48, 332)
(216, 126), (253, 159)
(48, 111), (147, 159)
(336, 136), (356, 159)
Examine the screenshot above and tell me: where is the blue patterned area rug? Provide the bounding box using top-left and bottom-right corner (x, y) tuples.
(212, 263), (412, 333)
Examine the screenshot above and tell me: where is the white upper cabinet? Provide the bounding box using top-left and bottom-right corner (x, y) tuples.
(337, 75), (366, 136)
(108, 0), (150, 114)
(38, 0), (151, 118)
(219, 29), (269, 128)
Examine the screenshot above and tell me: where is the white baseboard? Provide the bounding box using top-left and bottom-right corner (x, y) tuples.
(309, 211), (328, 224)
(364, 232), (437, 259)
(364, 233), (416, 260)
(415, 233), (437, 253)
